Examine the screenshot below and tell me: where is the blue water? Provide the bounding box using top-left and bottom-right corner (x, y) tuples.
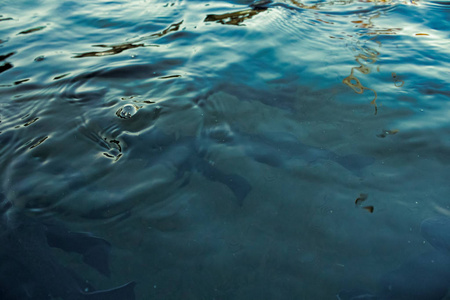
(1, 0), (450, 298)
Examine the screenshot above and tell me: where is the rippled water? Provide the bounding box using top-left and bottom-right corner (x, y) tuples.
(1, 0), (450, 298)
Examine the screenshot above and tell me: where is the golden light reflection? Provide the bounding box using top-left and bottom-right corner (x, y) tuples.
(351, 12), (402, 36)
(279, 0), (413, 11)
(29, 136), (48, 149)
(287, 0), (320, 10)
(391, 72), (404, 87)
(207, 0), (408, 115)
(342, 12), (403, 114)
(342, 46), (379, 114)
(248, 1), (405, 115)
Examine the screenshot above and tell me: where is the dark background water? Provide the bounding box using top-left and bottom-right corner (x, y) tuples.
(1, 0), (450, 298)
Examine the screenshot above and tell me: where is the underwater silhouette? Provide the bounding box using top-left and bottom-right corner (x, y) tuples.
(0, 194), (136, 300)
(201, 123), (374, 178)
(338, 216), (450, 300)
(120, 126), (252, 206)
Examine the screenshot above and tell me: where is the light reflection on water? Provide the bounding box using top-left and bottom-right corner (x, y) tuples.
(1, 0), (450, 298)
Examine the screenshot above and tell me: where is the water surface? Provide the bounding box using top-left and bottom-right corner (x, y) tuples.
(1, 0), (450, 298)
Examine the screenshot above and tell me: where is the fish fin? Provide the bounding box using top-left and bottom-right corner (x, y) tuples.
(195, 159), (251, 206)
(44, 222), (111, 277)
(337, 288), (379, 299)
(251, 151), (284, 167)
(334, 154), (375, 175)
(83, 281), (136, 300)
(79, 235), (111, 277)
(224, 173), (252, 206)
(178, 176), (191, 188)
(421, 217), (450, 253)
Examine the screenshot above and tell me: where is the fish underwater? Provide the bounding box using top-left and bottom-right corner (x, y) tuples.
(0, 195), (136, 300)
(119, 126), (252, 206)
(201, 123), (375, 178)
(337, 216), (450, 300)
(120, 122), (372, 207)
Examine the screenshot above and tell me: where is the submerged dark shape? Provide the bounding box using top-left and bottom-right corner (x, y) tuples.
(202, 124), (374, 177)
(377, 250), (450, 300)
(337, 216), (450, 300)
(420, 216), (450, 254)
(0, 196), (136, 300)
(336, 288), (379, 300)
(121, 127), (252, 206)
(43, 222), (111, 277)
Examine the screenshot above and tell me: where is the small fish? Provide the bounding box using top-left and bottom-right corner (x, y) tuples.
(355, 193), (368, 206)
(0, 195), (136, 300)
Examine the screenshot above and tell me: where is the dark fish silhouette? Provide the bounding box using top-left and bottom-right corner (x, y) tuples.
(336, 289), (379, 300)
(0, 196), (136, 300)
(337, 216), (450, 300)
(201, 124), (374, 177)
(121, 127), (252, 206)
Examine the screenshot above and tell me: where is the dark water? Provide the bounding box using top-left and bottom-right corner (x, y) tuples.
(1, 0), (450, 298)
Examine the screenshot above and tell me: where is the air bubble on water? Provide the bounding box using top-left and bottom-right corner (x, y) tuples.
(116, 104), (137, 119)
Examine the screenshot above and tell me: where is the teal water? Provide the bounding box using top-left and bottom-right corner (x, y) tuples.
(1, 0), (450, 298)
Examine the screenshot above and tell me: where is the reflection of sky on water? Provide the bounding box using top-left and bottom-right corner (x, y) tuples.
(0, 0), (450, 298)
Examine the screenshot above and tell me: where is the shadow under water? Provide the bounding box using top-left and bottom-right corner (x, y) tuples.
(0, 194), (136, 300)
(338, 216), (450, 300)
(0, 0), (449, 298)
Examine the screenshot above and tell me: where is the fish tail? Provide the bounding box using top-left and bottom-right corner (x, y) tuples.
(196, 159), (251, 206)
(83, 281), (136, 300)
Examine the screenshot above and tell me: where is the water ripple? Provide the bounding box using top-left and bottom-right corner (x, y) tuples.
(0, 0), (449, 298)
